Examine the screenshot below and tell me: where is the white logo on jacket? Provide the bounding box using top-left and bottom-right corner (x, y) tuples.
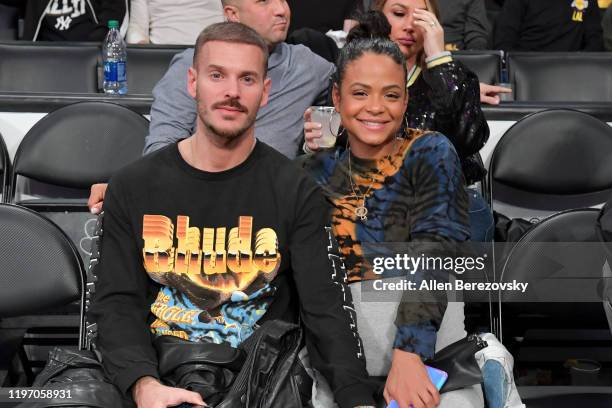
(45, 0), (87, 31)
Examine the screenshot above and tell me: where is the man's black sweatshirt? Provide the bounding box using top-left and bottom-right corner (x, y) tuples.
(494, 0), (604, 51)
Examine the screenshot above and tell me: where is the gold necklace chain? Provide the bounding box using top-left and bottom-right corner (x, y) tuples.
(346, 139), (399, 222)
(347, 150), (380, 221)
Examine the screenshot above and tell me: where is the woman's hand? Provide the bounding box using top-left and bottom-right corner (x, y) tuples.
(412, 9), (445, 58)
(479, 83), (513, 105)
(303, 107), (323, 153)
(384, 350), (440, 408)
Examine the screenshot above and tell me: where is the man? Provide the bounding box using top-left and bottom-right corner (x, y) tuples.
(493, 0), (604, 51)
(438, 0), (490, 51)
(0, 0), (127, 41)
(88, 0), (333, 214)
(88, 22), (375, 408)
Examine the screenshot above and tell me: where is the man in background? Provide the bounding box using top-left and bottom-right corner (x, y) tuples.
(494, 0), (604, 51)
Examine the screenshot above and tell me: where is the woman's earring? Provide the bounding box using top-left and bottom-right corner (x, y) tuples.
(396, 116), (409, 140)
(330, 110), (341, 138)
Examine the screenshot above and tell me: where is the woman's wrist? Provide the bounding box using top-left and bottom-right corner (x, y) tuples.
(425, 51), (453, 69)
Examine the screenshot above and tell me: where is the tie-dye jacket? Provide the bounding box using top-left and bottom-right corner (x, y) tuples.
(302, 129), (470, 359)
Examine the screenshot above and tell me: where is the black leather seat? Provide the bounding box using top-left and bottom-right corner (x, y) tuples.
(0, 203), (86, 384)
(0, 204), (84, 321)
(126, 45), (186, 94)
(507, 52), (612, 102)
(10, 101), (148, 261)
(452, 50), (503, 84)
(488, 109), (612, 221)
(0, 42), (100, 93)
(500, 209), (610, 370)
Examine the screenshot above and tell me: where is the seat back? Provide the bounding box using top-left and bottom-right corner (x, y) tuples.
(507, 52), (612, 102)
(0, 204), (85, 346)
(452, 50), (503, 84)
(10, 101), (148, 260)
(0, 42), (100, 93)
(489, 109), (612, 221)
(499, 209), (611, 375)
(126, 45), (186, 94)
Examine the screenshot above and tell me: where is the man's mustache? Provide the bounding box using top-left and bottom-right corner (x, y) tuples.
(212, 98), (247, 113)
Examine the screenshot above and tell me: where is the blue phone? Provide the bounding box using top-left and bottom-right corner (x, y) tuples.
(426, 365), (448, 390)
(387, 365), (448, 408)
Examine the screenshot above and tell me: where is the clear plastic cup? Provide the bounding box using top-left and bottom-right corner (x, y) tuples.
(310, 106), (341, 149)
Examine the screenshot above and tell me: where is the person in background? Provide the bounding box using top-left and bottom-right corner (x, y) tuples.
(127, 0), (224, 45)
(603, 5), (612, 50)
(438, 0), (490, 50)
(287, 0), (361, 34)
(494, 0), (604, 51)
(302, 20), (471, 407)
(7, 0), (127, 41)
(306, 3), (495, 242)
(286, 0), (363, 62)
(366, 0), (508, 103)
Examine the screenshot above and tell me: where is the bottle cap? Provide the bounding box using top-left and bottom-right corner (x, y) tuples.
(108, 20), (119, 29)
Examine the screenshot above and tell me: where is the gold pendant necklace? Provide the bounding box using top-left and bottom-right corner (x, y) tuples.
(347, 150), (381, 222)
(346, 139), (400, 222)
(354, 205), (369, 221)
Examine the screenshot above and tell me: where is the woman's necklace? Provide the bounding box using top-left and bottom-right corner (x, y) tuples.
(346, 140), (399, 221)
(347, 153), (378, 221)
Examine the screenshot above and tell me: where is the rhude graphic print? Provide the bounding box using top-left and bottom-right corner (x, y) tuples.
(142, 215), (280, 346)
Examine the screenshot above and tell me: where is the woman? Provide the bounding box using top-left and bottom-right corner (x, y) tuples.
(305, 1), (495, 242)
(302, 19), (471, 407)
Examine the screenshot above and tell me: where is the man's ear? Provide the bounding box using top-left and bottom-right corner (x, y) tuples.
(187, 66), (197, 99)
(260, 78), (272, 107)
(224, 5), (240, 22)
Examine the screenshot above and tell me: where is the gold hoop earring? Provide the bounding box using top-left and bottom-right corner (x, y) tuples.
(330, 110), (341, 138)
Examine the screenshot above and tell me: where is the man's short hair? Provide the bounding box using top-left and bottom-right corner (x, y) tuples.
(193, 22), (269, 76)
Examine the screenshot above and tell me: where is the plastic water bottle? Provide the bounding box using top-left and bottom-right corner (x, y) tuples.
(102, 20), (127, 94)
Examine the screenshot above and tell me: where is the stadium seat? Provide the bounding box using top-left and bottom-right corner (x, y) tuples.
(125, 45), (186, 94)
(488, 109), (612, 221)
(452, 50), (503, 84)
(0, 132), (9, 203)
(0, 42), (99, 93)
(0, 204), (85, 385)
(507, 52), (612, 102)
(499, 209), (612, 398)
(9, 101), (148, 261)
